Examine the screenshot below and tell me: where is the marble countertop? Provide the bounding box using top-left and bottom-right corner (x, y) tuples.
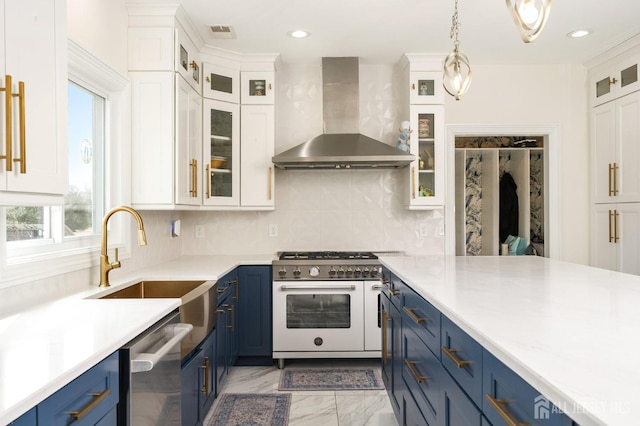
(0, 254), (274, 424)
(379, 254), (640, 426)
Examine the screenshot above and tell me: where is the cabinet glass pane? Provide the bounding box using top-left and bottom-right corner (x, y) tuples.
(596, 77), (611, 98)
(417, 113), (436, 198)
(248, 79), (266, 97)
(286, 294), (350, 328)
(179, 45), (188, 72)
(417, 79), (435, 98)
(209, 109), (234, 197)
(621, 64), (638, 88)
(209, 73), (233, 94)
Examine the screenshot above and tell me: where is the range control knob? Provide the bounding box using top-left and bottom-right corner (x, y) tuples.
(354, 267), (362, 277)
(293, 267), (302, 277)
(369, 267), (379, 277)
(278, 267), (287, 277)
(338, 267), (345, 276)
(363, 267), (370, 277)
(346, 267), (354, 277)
(310, 266), (320, 277)
(329, 266), (337, 276)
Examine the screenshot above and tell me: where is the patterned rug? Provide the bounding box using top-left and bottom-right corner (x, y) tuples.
(207, 393), (291, 426)
(279, 368), (384, 391)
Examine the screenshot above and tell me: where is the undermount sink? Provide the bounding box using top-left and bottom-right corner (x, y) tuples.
(100, 280), (218, 359)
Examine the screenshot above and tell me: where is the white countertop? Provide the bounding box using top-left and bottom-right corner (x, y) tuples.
(379, 255), (640, 426)
(0, 254), (274, 424)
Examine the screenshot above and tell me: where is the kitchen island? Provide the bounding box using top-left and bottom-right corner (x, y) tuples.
(0, 254), (274, 425)
(379, 254), (640, 426)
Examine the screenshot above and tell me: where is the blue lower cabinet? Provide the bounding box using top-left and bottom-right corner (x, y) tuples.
(402, 323), (443, 425)
(237, 266), (272, 362)
(181, 347), (205, 426)
(9, 407), (36, 426)
(401, 282), (441, 358)
(401, 382), (430, 426)
(38, 352), (119, 426)
(94, 406), (117, 426)
(381, 290), (403, 420)
(483, 350), (574, 426)
(442, 371), (483, 426)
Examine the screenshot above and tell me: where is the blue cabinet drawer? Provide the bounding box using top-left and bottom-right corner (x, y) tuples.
(402, 285), (441, 357)
(442, 370), (483, 426)
(217, 270), (238, 303)
(38, 352), (119, 426)
(401, 382), (429, 426)
(441, 315), (483, 407)
(387, 272), (404, 308)
(401, 322), (444, 425)
(9, 407), (36, 426)
(483, 350), (574, 426)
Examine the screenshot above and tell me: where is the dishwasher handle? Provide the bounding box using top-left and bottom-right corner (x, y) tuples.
(131, 323), (193, 373)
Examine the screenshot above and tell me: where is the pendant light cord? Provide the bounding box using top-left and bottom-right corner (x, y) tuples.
(450, 0), (460, 51)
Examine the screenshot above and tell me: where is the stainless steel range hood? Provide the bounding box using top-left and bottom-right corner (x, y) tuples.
(272, 57), (415, 169)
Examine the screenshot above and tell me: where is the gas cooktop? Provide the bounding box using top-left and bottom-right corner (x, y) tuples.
(273, 251), (381, 280)
(278, 251), (378, 261)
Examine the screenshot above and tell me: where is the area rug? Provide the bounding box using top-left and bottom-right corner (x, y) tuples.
(279, 368), (384, 391)
(207, 393), (291, 426)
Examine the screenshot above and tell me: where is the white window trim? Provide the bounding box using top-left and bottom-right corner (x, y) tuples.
(0, 39), (132, 289)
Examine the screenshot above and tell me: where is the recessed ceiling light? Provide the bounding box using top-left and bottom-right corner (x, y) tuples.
(288, 30), (309, 38)
(567, 29), (593, 38)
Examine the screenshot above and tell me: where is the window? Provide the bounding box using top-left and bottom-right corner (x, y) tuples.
(5, 83), (105, 246)
(0, 40), (129, 286)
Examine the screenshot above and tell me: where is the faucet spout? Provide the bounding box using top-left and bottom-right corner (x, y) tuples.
(99, 206), (147, 288)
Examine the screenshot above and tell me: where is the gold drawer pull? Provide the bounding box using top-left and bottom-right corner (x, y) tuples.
(69, 389), (110, 421)
(382, 310), (389, 364)
(200, 356), (210, 396)
(13, 81), (26, 173)
(390, 289), (400, 296)
(485, 394), (530, 426)
(1, 75), (13, 172)
(404, 359), (427, 383)
(612, 162), (618, 195)
(442, 346), (471, 368)
(403, 307), (426, 324)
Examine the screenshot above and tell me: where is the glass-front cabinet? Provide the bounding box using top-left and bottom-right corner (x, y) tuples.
(409, 71), (444, 104)
(203, 99), (240, 206)
(590, 52), (640, 106)
(241, 71), (275, 105)
(407, 105), (445, 208)
(202, 62), (240, 103)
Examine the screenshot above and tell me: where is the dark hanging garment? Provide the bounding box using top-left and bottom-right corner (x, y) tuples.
(499, 172), (519, 243)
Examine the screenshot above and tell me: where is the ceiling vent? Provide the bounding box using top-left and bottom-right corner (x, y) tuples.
(210, 25), (236, 39)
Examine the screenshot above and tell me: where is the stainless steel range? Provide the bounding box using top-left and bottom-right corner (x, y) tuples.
(272, 251), (382, 368)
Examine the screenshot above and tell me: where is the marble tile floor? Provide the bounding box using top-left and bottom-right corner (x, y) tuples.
(202, 358), (398, 426)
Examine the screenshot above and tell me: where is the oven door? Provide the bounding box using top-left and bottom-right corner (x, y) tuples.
(273, 281), (365, 352)
(364, 281), (382, 351)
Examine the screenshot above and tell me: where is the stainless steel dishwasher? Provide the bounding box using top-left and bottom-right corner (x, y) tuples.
(118, 311), (193, 426)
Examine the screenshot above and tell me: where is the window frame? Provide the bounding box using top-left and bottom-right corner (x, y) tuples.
(0, 40), (132, 288)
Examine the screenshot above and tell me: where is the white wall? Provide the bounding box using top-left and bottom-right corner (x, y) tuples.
(445, 64), (590, 264)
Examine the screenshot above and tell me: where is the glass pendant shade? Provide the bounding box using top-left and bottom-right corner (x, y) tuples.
(443, 48), (472, 101)
(506, 0), (552, 43)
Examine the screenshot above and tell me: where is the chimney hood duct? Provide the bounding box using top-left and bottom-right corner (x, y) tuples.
(272, 57), (415, 169)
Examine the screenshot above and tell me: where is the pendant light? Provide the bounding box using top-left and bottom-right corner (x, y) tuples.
(443, 0), (472, 101)
(506, 0), (552, 43)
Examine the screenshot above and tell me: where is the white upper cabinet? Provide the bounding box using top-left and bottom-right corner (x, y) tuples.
(175, 27), (201, 94)
(592, 91), (640, 204)
(241, 105), (275, 208)
(241, 71), (275, 105)
(202, 62), (240, 103)
(175, 75), (202, 205)
(0, 0), (67, 200)
(590, 52), (640, 107)
(409, 71), (444, 105)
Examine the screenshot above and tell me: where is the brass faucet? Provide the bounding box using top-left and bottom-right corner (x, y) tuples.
(99, 206), (147, 287)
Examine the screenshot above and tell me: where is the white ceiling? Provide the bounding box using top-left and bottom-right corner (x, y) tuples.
(167, 0), (640, 65)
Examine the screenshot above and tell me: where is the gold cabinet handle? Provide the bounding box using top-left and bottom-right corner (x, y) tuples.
(485, 394), (531, 426)
(608, 163), (613, 196)
(190, 60), (198, 69)
(390, 289), (400, 296)
(206, 75), (211, 83)
(268, 167), (273, 200)
(411, 83), (416, 90)
(200, 356), (210, 396)
(206, 164), (211, 198)
(609, 209), (614, 243)
(614, 209), (619, 243)
(1, 75), (13, 171)
(403, 307), (426, 324)
(404, 359), (427, 383)
(69, 389), (111, 421)
(268, 83), (273, 90)
(12, 81), (25, 173)
(610, 77), (618, 85)
(193, 159), (198, 197)
(441, 346), (470, 368)
(382, 310), (389, 364)
(226, 304), (235, 331)
(412, 166), (416, 199)
(217, 286), (228, 294)
(613, 162), (618, 195)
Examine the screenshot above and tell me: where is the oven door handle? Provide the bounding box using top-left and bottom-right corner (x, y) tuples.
(280, 284), (356, 291)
